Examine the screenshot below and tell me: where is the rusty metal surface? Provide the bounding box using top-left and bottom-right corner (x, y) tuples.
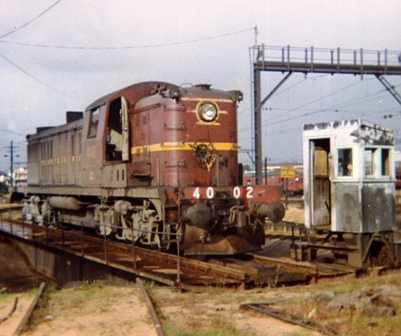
(240, 301), (338, 336)
(0, 220), (246, 287)
(208, 255), (316, 286)
(0, 219), (319, 288)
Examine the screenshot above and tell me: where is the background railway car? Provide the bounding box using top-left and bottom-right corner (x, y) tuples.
(243, 168), (304, 197)
(22, 82), (284, 255)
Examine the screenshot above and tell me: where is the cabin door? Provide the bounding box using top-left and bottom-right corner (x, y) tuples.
(106, 97), (129, 162)
(309, 138), (331, 228)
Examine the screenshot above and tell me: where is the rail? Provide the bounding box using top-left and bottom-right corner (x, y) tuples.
(0, 207), (320, 288)
(0, 210), (249, 287)
(13, 282), (46, 336)
(240, 300), (338, 336)
(137, 279), (164, 336)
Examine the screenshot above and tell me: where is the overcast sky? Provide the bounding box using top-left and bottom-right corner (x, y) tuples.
(0, 0), (400, 172)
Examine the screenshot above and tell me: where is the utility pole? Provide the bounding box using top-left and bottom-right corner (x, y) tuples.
(4, 141), (19, 190)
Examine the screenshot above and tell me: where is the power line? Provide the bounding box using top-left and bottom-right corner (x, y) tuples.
(0, 0), (63, 39)
(270, 77), (374, 117)
(270, 73), (329, 99)
(263, 81), (401, 126)
(316, 83), (401, 112)
(263, 91), (396, 127)
(5, 26), (253, 49)
(0, 51), (86, 100)
(0, 27), (255, 50)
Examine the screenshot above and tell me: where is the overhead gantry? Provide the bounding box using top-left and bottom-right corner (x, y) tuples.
(251, 45), (401, 184)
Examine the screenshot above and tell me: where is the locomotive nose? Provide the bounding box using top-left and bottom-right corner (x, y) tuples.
(183, 203), (212, 229)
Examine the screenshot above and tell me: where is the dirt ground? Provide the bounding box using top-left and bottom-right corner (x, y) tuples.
(19, 284), (158, 336)
(0, 281), (316, 336)
(0, 292), (35, 336)
(1, 269), (401, 336)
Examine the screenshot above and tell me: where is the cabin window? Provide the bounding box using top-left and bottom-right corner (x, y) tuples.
(381, 148), (390, 176)
(337, 148), (353, 176)
(364, 147), (377, 177)
(87, 107), (100, 138)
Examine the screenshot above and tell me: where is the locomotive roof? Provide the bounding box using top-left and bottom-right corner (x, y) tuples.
(85, 81), (241, 111)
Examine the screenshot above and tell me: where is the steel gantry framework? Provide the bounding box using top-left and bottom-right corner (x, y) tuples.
(251, 45), (401, 184)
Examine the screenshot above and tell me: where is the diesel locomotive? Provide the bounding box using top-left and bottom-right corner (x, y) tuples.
(22, 81), (284, 255)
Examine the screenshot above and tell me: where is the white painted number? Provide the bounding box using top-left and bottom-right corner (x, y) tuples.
(193, 187), (200, 199)
(192, 186), (254, 199)
(246, 186), (254, 199)
(206, 187), (215, 199)
(233, 186), (241, 199)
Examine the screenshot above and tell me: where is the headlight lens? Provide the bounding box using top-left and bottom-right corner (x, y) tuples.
(198, 102), (218, 122)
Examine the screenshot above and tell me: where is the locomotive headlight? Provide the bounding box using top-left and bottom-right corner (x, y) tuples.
(198, 101), (218, 122)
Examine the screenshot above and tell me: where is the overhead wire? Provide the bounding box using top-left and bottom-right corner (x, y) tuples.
(263, 77), (371, 123)
(269, 73), (329, 99)
(0, 27), (255, 50)
(0, 51), (87, 100)
(264, 96), (401, 127)
(0, 0), (63, 39)
(271, 77), (374, 116)
(0, 25), (255, 101)
(263, 80), (401, 126)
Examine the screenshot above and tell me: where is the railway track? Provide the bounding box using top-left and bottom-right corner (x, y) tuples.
(0, 215), (319, 288)
(240, 301), (338, 336)
(0, 282), (47, 335)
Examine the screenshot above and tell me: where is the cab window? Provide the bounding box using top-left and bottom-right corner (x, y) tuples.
(87, 107), (100, 138)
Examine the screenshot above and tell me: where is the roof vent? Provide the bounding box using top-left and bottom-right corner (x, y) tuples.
(194, 84), (211, 90)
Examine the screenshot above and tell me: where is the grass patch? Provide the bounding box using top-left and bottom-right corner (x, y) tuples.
(163, 322), (253, 336)
(282, 331), (315, 336)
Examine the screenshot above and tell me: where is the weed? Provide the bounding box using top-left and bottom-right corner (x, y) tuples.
(163, 322), (254, 336)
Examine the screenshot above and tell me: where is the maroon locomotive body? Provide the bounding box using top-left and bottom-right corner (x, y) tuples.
(23, 82), (284, 255)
